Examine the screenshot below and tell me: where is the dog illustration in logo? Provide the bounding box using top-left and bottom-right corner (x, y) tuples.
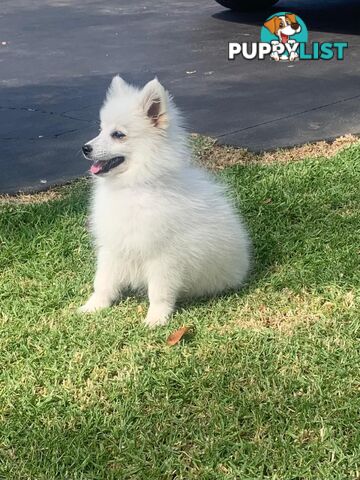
(264, 13), (301, 61)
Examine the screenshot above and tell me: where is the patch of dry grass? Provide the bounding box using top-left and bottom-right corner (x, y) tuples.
(0, 178), (89, 205)
(210, 287), (357, 335)
(192, 133), (360, 170)
(0, 189), (63, 205)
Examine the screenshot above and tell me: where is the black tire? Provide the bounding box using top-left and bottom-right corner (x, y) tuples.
(215, 0), (278, 11)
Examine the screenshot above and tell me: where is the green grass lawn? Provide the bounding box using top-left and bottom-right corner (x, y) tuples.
(0, 141), (359, 479)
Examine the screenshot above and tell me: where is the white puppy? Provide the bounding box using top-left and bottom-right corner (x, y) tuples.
(79, 76), (251, 327)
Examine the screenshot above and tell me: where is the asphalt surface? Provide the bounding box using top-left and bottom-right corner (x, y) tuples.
(0, 0), (359, 193)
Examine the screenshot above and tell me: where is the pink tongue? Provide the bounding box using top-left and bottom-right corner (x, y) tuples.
(90, 163), (102, 174)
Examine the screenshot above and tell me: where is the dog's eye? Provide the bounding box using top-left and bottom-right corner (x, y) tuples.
(111, 131), (126, 139)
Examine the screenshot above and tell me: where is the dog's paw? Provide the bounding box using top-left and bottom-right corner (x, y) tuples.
(144, 314), (169, 328)
(143, 304), (172, 328)
(78, 294), (111, 314)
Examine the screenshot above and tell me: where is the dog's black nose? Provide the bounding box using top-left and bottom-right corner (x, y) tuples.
(82, 144), (93, 156)
(291, 22), (299, 30)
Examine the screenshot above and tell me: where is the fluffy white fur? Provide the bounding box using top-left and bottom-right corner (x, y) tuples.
(79, 76), (251, 327)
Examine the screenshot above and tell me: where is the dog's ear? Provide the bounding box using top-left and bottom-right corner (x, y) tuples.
(285, 13), (297, 24)
(264, 16), (281, 35)
(107, 75), (128, 96)
(140, 78), (169, 129)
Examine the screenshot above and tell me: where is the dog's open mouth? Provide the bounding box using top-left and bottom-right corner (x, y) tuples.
(90, 156), (125, 175)
(280, 33), (289, 43)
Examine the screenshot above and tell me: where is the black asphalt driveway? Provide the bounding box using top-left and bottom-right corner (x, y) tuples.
(0, 0), (359, 193)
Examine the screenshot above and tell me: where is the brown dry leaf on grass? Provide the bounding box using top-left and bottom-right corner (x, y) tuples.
(167, 326), (191, 346)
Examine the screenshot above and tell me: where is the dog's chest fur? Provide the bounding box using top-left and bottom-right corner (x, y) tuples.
(90, 181), (176, 257)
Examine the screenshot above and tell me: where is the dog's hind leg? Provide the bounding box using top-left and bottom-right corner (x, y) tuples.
(79, 248), (123, 313)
